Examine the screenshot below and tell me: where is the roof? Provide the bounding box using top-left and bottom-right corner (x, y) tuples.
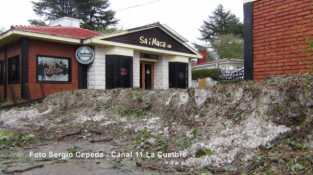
(0, 23), (201, 58)
(11, 25), (103, 39)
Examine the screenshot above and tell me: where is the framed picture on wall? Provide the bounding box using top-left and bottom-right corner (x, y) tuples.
(37, 56), (71, 83)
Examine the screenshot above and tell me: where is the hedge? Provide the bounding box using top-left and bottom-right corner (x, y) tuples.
(192, 69), (223, 80)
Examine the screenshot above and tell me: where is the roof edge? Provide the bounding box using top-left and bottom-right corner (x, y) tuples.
(85, 38), (201, 58)
(0, 30), (81, 45)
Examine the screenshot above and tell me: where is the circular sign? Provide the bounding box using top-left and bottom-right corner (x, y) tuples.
(75, 46), (95, 65)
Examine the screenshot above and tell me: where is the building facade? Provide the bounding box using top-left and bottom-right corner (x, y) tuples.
(244, 0), (313, 80)
(0, 18), (200, 101)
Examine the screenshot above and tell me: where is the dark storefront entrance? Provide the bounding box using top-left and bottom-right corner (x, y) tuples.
(140, 62), (154, 89)
(169, 62), (188, 89)
(106, 55), (133, 89)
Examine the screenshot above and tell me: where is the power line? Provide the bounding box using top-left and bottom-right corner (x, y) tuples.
(116, 0), (161, 12)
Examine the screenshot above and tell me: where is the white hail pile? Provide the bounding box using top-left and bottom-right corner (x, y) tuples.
(182, 116), (290, 168)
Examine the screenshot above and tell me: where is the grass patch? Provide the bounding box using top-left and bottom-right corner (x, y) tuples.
(286, 139), (308, 151)
(0, 130), (36, 148)
(114, 106), (146, 118)
(134, 128), (168, 153)
(195, 148), (214, 158)
(154, 134), (168, 152)
(176, 129), (199, 150)
(191, 128), (198, 140)
(176, 136), (193, 150)
(131, 91), (144, 102)
(135, 128), (152, 146)
(288, 161), (305, 173)
(67, 145), (81, 156)
(247, 136), (313, 174)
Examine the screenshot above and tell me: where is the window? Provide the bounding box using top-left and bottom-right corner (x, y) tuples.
(106, 55), (133, 89)
(0, 61), (4, 84)
(37, 56), (71, 83)
(8, 56), (20, 84)
(169, 62), (188, 89)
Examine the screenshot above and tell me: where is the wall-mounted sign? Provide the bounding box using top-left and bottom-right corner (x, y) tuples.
(75, 46), (95, 65)
(139, 36), (172, 49)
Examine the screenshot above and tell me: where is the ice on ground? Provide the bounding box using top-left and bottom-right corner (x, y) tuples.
(195, 89), (211, 107)
(0, 107), (52, 129)
(165, 93), (177, 106)
(74, 114), (108, 123)
(178, 92), (189, 106)
(183, 116), (290, 168)
(126, 117), (161, 133)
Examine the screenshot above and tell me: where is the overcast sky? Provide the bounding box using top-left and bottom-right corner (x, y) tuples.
(0, 0), (244, 43)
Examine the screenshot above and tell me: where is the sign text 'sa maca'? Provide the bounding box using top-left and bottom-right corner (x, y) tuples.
(139, 36), (172, 49)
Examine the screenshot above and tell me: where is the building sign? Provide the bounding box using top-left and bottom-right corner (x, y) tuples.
(75, 46), (95, 65)
(37, 56), (71, 82)
(104, 27), (194, 54)
(139, 36), (172, 49)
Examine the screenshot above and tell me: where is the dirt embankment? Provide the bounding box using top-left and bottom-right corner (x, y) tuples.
(0, 75), (313, 174)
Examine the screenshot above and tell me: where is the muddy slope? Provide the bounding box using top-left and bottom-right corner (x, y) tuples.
(0, 75), (313, 174)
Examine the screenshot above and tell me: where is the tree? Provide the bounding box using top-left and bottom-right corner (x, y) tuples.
(29, 19), (47, 26)
(75, 0), (118, 30)
(30, 0), (118, 30)
(32, 0), (76, 20)
(200, 4), (243, 42)
(211, 34), (243, 59)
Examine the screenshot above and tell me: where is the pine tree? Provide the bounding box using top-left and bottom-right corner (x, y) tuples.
(75, 0), (118, 30)
(32, 0), (76, 20)
(200, 5), (243, 41)
(30, 0), (118, 30)
(211, 34), (243, 59)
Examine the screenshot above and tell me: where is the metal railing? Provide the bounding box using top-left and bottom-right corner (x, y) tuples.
(222, 68), (244, 80)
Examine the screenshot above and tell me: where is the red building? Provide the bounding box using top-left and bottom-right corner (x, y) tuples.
(244, 0), (313, 80)
(0, 26), (101, 101)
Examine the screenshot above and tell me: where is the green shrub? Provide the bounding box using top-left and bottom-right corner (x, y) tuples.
(192, 69), (223, 80)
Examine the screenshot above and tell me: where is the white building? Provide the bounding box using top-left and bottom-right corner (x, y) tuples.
(0, 17), (201, 101)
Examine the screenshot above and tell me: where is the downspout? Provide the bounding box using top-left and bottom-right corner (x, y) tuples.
(4, 46), (7, 100)
(243, 1), (254, 80)
(20, 38), (30, 100)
